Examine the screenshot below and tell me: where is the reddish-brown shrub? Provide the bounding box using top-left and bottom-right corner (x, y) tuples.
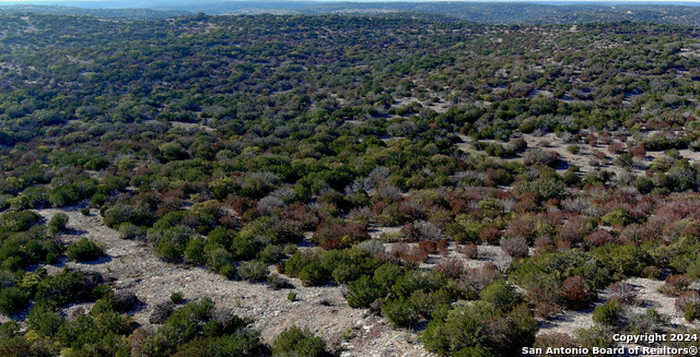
(418, 240), (437, 254)
(505, 214), (538, 242)
(458, 263), (501, 295)
(584, 230), (615, 248)
(458, 243), (478, 259)
(630, 144), (646, 158)
(523, 149), (558, 166)
(478, 225), (501, 244)
(432, 258), (464, 278)
(592, 150), (607, 160)
(586, 133), (598, 146)
(535, 301), (562, 319)
(619, 223), (654, 245)
(402, 249), (429, 266)
(500, 236), (529, 258)
(661, 274), (692, 296)
(436, 239), (449, 256)
(389, 242), (410, 258)
(515, 192), (540, 213)
(315, 221), (369, 250)
(561, 275), (594, 310)
(555, 237), (572, 252)
(607, 142), (626, 155)
(398, 201), (425, 221)
(392, 244), (430, 266)
(534, 236), (555, 255)
(558, 215), (586, 245)
(528, 278), (562, 318)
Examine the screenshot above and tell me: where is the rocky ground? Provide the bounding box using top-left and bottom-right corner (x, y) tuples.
(33, 206), (435, 357)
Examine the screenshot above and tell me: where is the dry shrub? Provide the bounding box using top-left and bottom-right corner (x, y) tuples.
(584, 229), (615, 248)
(592, 150), (607, 160)
(561, 275), (594, 310)
(505, 214), (538, 241)
(559, 215), (586, 245)
(608, 142), (626, 155)
(478, 225), (501, 244)
(534, 236), (555, 255)
(458, 243), (478, 259)
(555, 237), (572, 252)
(534, 333), (581, 357)
(437, 239), (449, 256)
(500, 236), (529, 258)
(457, 263), (501, 295)
(630, 144), (646, 158)
(675, 291), (700, 322)
(529, 278), (562, 318)
(608, 281), (638, 305)
(586, 133), (598, 146)
(391, 243), (429, 266)
(661, 274), (692, 296)
(523, 149), (558, 166)
(418, 240), (437, 254)
(432, 258), (464, 278)
(515, 192), (540, 213)
(619, 223), (654, 245)
(398, 201), (425, 220)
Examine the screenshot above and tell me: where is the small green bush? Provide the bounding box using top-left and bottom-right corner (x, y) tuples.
(479, 280), (517, 311)
(0, 210), (40, 232)
(0, 287), (30, 315)
(382, 298), (419, 328)
(48, 213), (69, 234)
(347, 276), (383, 308)
(258, 244), (285, 264)
(593, 299), (622, 326)
(271, 326), (328, 357)
(66, 238), (105, 262)
(170, 291), (185, 304)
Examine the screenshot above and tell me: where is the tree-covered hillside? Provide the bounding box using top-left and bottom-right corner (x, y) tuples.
(0, 13), (698, 357)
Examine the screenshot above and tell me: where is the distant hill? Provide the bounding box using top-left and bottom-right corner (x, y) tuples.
(0, 4), (188, 19)
(0, 1), (699, 25)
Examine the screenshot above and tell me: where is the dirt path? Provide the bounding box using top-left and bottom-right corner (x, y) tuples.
(36, 207), (435, 356)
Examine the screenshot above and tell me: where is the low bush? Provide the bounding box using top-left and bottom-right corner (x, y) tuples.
(271, 326), (328, 357)
(0, 210), (40, 232)
(0, 287), (30, 315)
(561, 275), (595, 310)
(66, 238), (105, 262)
(238, 260), (269, 282)
(422, 301), (536, 356)
(382, 297), (419, 328)
(480, 279), (518, 311)
(346, 276), (383, 308)
(458, 243), (478, 259)
(675, 291), (700, 322)
(661, 274), (692, 296)
(500, 236), (529, 258)
(48, 213), (69, 234)
(592, 299), (622, 326)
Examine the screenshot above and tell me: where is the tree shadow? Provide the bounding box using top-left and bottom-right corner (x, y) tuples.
(79, 254), (113, 265)
(63, 228), (88, 236)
